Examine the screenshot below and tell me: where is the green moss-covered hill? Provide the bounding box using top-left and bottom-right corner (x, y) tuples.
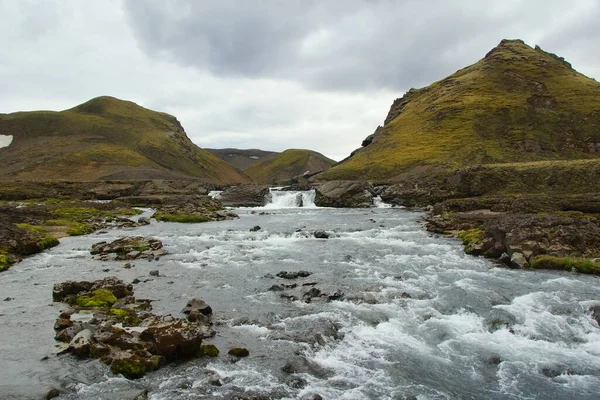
(319, 39), (600, 181)
(205, 148), (279, 170)
(0, 96), (251, 183)
(244, 149), (336, 184)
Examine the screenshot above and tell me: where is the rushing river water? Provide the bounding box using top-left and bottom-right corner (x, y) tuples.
(2, 201), (600, 400)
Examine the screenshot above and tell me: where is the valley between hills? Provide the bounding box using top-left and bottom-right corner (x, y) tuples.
(2, 38), (600, 398)
(1, 39), (598, 275)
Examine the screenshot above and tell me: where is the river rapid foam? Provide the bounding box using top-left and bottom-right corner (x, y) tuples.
(1, 205), (600, 399)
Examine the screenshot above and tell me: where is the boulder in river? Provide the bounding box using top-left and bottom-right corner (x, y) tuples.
(52, 277), (213, 379)
(182, 299), (213, 317)
(313, 230), (329, 239)
(91, 237), (166, 261)
(314, 181), (374, 208)
(219, 185), (270, 207)
(276, 270), (312, 279)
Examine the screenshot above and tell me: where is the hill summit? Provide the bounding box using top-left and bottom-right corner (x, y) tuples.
(319, 39), (600, 181)
(0, 96), (250, 182)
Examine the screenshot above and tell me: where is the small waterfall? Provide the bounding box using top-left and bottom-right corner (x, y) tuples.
(372, 195), (392, 208)
(208, 190), (223, 200)
(264, 188), (317, 208)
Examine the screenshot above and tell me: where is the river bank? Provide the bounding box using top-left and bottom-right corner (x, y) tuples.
(2, 179), (599, 275)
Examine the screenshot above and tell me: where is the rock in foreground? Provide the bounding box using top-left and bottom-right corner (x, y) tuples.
(91, 237), (166, 261)
(52, 277), (213, 379)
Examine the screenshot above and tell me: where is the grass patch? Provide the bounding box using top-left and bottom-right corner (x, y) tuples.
(39, 237), (59, 250)
(76, 289), (117, 308)
(117, 208), (142, 216)
(530, 255), (600, 274)
(0, 252), (10, 272)
(457, 228), (485, 253)
(15, 223), (47, 234)
(16, 223), (60, 250)
(154, 212), (211, 223)
(51, 207), (110, 221)
(44, 219), (95, 236)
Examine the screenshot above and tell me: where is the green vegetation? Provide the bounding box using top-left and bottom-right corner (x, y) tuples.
(15, 223), (46, 233)
(39, 236), (60, 250)
(245, 149), (336, 184)
(154, 212), (211, 223)
(76, 289), (117, 308)
(44, 219), (95, 236)
(199, 344), (220, 357)
(530, 255), (600, 274)
(319, 40), (600, 181)
(15, 223), (60, 250)
(0, 252), (10, 271)
(457, 229), (485, 253)
(109, 308), (142, 326)
(228, 347), (249, 357)
(117, 208), (142, 216)
(0, 96), (251, 183)
(51, 207), (110, 221)
(109, 358), (147, 379)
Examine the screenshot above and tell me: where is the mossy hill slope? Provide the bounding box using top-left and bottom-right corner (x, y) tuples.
(244, 149), (336, 184)
(0, 96), (251, 183)
(319, 39), (600, 181)
(205, 148), (279, 170)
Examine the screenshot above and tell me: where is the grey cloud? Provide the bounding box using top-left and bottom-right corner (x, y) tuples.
(123, 0), (600, 91)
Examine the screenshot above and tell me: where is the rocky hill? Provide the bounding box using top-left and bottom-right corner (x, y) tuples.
(244, 149), (336, 184)
(0, 96), (251, 183)
(205, 148), (278, 170)
(319, 39), (600, 181)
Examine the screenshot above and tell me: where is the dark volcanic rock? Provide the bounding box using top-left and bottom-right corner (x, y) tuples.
(219, 185), (269, 207)
(313, 230), (329, 239)
(91, 236), (166, 261)
(228, 347), (250, 357)
(315, 181), (374, 208)
(52, 277), (213, 379)
(426, 210), (600, 269)
(276, 270), (312, 279)
(182, 299), (213, 317)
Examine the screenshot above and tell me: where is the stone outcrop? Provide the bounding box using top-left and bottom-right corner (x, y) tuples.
(426, 211), (600, 269)
(91, 237), (166, 261)
(52, 277), (214, 379)
(314, 181), (374, 208)
(219, 185), (269, 207)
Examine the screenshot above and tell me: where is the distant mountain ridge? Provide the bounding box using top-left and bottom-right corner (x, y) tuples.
(0, 96), (251, 183)
(205, 148), (278, 170)
(244, 149), (336, 184)
(318, 39), (600, 181)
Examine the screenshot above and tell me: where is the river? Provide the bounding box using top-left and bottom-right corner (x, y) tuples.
(2, 193), (600, 399)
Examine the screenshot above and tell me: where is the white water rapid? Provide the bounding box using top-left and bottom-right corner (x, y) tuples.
(2, 208), (600, 399)
(264, 188), (317, 208)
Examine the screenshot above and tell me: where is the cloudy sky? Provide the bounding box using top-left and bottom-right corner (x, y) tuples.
(1, 0), (599, 160)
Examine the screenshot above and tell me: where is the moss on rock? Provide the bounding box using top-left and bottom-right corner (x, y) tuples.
(199, 344), (219, 357)
(154, 212), (211, 223)
(76, 289), (117, 308)
(109, 357), (147, 379)
(0, 253), (10, 271)
(109, 308), (142, 326)
(228, 347), (249, 357)
(530, 255), (600, 274)
(457, 228), (484, 253)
